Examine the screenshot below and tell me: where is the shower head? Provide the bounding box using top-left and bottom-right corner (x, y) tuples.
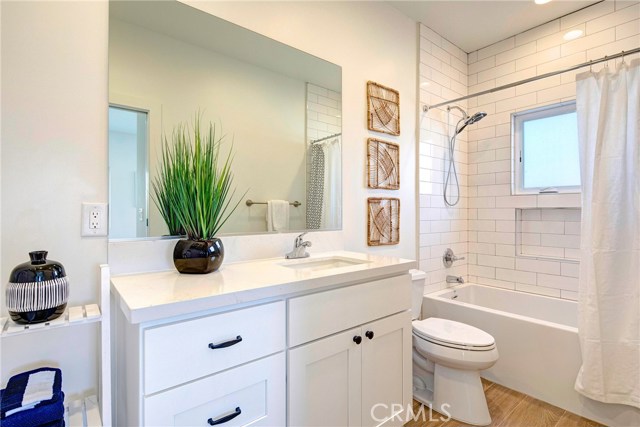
(466, 111), (487, 125)
(444, 109), (488, 207)
(455, 111), (487, 134)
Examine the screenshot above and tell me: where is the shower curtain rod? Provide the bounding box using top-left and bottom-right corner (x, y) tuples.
(310, 132), (341, 144)
(422, 47), (640, 113)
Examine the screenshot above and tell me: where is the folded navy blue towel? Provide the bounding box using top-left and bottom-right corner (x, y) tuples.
(1, 367), (62, 419)
(38, 418), (66, 427)
(0, 390), (64, 427)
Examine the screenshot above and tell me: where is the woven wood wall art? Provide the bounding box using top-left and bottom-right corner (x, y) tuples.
(367, 138), (399, 190)
(367, 197), (400, 246)
(367, 81), (400, 136)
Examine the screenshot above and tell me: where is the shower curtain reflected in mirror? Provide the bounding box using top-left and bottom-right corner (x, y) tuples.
(575, 59), (640, 408)
(306, 144), (324, 229)
(306, 137), (341, 230)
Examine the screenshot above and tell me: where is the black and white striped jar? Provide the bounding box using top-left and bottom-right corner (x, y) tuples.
(6, 251), (69, 324)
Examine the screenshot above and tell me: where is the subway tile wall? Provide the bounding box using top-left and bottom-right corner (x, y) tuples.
(419, 1), (640, 299)
(307, 83), (342, 141)
(419, 25), (469, 294)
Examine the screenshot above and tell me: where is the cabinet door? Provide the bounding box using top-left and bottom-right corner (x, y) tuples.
(143, 353), (285, 427)
(361, 311), (412, 427)
(289, 327), (362, 427)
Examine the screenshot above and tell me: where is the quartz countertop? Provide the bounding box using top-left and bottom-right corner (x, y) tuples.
(110, 251), (415, 324)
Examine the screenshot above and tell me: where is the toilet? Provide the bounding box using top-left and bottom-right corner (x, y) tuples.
(410, 269), (499, 426)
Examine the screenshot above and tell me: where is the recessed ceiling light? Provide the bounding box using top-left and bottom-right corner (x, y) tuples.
(535, 0), (552, 4)
(563, 29), (584, 40)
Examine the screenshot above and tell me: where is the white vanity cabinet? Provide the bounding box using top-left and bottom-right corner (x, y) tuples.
(288, 276), (413, 427)
(111, 251), (415, 427)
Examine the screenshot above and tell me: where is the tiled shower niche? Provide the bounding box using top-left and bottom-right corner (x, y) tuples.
(516, 208), (581, 261)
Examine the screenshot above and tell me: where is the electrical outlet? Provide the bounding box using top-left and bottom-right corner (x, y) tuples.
(82, 202), (108, 236)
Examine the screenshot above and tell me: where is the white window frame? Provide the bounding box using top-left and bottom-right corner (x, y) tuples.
(512, 100), (581, 195)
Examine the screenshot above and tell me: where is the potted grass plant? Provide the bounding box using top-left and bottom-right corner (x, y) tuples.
(152, 115), (244, 274)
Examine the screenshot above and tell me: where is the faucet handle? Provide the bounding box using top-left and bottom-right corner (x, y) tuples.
(295, 232), (308, 245)
(443, 248), (464, 268)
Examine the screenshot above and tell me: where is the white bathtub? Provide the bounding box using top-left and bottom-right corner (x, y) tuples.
(423, 284), (640, 427)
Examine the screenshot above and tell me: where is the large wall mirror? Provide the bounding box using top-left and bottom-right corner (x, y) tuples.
(108, 1), (342, 239)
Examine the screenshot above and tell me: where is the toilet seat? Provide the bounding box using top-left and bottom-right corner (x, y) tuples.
(412, 318), (495, 351)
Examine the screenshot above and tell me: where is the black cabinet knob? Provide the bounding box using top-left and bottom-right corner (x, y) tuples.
(365, 330), (374, 340)
(353, 335), (362, 345)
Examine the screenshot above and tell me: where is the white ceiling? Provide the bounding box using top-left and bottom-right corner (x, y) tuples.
(390, 0), (601, 53)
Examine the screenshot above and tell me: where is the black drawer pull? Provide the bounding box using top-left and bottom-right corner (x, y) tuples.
(353, 335), (362, 345)
(365, 330), (374, 340)
(208, 335), (242, 350)
(208, 407), (241, 425)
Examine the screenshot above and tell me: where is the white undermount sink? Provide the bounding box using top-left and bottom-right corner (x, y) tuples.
(280, 256), (370, 272)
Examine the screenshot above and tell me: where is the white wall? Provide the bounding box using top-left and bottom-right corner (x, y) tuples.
(1, 0), (107, 397)
(182, 0), (418, 261)
(465, 1), (640, 300)
(110, 19), (307, 235)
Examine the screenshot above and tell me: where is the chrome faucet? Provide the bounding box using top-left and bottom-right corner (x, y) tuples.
(446, 275), (465, 284)
(285, 232), (312, 259)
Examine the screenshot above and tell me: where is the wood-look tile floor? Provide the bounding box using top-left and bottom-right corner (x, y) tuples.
(404, 379), (603, 427)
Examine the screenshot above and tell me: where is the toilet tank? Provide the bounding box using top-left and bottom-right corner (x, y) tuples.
(409, 269), (427, 320)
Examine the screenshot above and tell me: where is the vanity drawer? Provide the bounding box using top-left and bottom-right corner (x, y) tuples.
(289, 274), (411, 347)
(144, 352), (285, 427)
(144, 301), (285, 394)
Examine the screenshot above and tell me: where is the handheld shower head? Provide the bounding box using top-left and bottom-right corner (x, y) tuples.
(467, 111), (487, 125)
(444, 109), (489, 207)
(455, 111), (487, 134)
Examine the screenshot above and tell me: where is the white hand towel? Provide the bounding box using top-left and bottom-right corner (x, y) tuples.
(267, 200), (290, 232)
(5, 370), (56, 416)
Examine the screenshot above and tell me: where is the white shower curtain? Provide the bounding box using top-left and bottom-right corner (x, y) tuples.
(575, 59), (640, 408)
(321, 137), (341, 229)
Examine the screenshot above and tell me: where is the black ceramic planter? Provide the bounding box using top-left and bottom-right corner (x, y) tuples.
(6, 251), (69, 324)
(173, 238), (224, 274)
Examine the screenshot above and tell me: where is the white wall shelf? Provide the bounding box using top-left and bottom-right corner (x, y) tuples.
(0, 265), (112, 426)
(0, 304), (101, 337)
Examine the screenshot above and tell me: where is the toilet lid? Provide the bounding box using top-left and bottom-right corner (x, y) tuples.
(412, 318), (495, 348)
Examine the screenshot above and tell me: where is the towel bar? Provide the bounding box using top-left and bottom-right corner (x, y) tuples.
(245, 200), (302, 208)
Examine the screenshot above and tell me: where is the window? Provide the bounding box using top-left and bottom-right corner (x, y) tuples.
(512, 101), (581, 194)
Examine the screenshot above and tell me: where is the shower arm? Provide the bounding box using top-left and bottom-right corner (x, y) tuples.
(447, 105), (469, 119)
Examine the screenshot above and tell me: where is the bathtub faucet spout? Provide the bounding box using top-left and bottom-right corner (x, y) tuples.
(446, 275), (465, 284)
